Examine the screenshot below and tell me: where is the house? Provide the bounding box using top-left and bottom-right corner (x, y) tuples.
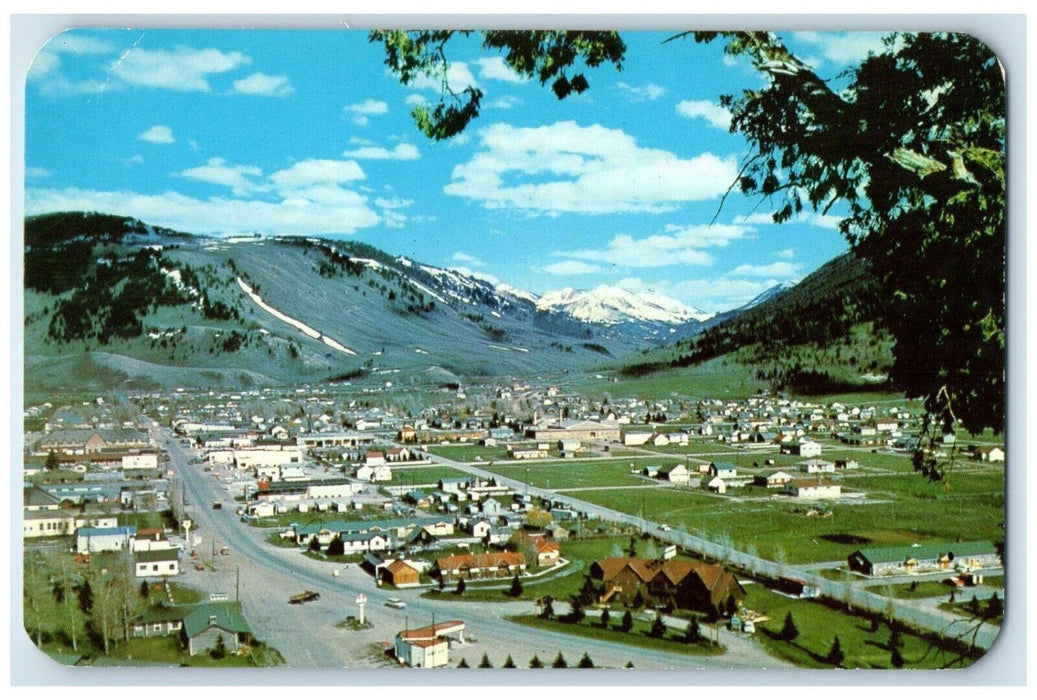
(591, 557), (745, 615)
(755, 470), (795, 488)
(709, 461), (738, 479)
(537, 540), (561, 567)
(356, 464), (393, 482)
(121, 453), (159, 471)
(507, 445), (549, 460)
(706, 476), (728, 494)
(532, 419), (621, 442)
(182, 601), (252, 656)
(132, 528), (173, 552)
(657, 463), (691, 484)
(135, 549), (181, 578)
(782, 439), (822, 458)
(783, 479), (842, 499)
(435, 552), (526, 582)
(75, 525), (137, 554)
(834, 458), (860, 470)
(386, 447), (412, 462)
(847, 541), (1000, 577)
(365, 451), (387, 467)
(469, 519), (493, 540)
(623, 431), (653, 447)
(796, 459), (835, 474)
(393, 620), (466, 668)
(381, 559), (422, 588)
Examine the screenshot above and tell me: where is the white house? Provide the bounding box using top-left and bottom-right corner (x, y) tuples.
(796, 459), (835, 474)
(75, 525), (136, 554)
(707, 476), (728, 494)
(134, 549), (181, 578)
(122, 453), (159, 471)
(623, 432), (653, 446)
(658, 463), (691, 484)
(393, 620), (465, 668)
(784, 479), (842, 499)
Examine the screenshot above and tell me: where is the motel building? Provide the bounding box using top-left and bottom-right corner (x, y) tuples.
(393, 620), (466, 668)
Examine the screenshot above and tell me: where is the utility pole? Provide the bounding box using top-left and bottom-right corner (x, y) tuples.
(236, 566), (240, 602)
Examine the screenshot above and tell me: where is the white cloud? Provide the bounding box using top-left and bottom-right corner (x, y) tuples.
(540, 261), (603, 276)
(341, 143), (420, 160)
(25, 185), (380, 238)
(405, 94), (428, 106)
(617, 82), (666, 101)
(25, 166), (51, 179)
(451, 267), (502, 286)
(445, 121), (739, 215)
(408, 61), (479, 93)
(728, 261), (804, 278)
(346, 99), (389, 115)
(374, 196), (413, 210)
(451, 252), (485, 267)
(179, 157), (263, 196)
(670, 277), (785, 313)
(475, 57), (527, 83)
(549, 222), (748, 271)
(345, 98), (389, 126)
(110, 46), (250, 92)
(486, 95), (522, 110)
(139, 125), (175, 144)
(791, 31), (889, 66)
(231, 72), (293, 97)
(676, 100), (731, 130)
(268, 159), (365, 190)
(775, 248), (795, 259)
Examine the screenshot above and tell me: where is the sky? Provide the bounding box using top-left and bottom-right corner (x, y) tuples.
(22, 27), (892, 313)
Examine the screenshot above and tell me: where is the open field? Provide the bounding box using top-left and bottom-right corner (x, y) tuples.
(481, 458), (674, 490)
(423, 444), (507, 462)
(568, 470), (1004, 565)
(388, 465), (474, 486)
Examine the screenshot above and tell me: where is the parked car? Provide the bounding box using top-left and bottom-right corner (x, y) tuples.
(385, 597), (407, 609)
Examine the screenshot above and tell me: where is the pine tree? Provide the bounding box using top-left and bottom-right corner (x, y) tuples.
(986, 591), (1003, 618)
(888, 625), (903, 650)
(78, 578), (93, 614)
(780, 611), (799, 642)
(649, 613), (666, 639)
(478, 653), (493, 668)
(578, 652), (594, 668)
(600, 608), (610, 628)
(685, 617), (701, 643)
(552, 652), (568, 668)
(507, 574), (523, 598)
(620, 609), (634, 633)
(503, 655), (516, 668)
(139, 580), (150, 599)
(529, 654), (543, 668)
(457, 658), (469, 668)
(890, 646), (904, 669)
(826, 636), (845, 667)
(210, 633), (227, 659)
(456, 578), (466, 595)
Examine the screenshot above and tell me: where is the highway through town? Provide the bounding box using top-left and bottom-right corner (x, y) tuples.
(155, 427), (794, 670)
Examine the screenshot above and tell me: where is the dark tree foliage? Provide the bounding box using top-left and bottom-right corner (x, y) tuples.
(503, 654), (516, 668)
(506, 574), (523, 598)
(620, 609), (634, 632)
(455, 578), (466, 595)
(780, 611), (799, 642)
(457, 657), (469, 668)
(529, 654), (543, 668)
(370, 30), (624, 140)
(378, 30), (1006, 479)
(478, 653), (493, 668)
(684, 617), (701, 643)
(45, 451), (59, 471)
(552, 652), (568, 668)
(578, 652), (594, 668)
(77, 579), (93, 614)
(826, 635), (845, 666)
(326, 537), (345, 557)
(649, 613), (666, 639)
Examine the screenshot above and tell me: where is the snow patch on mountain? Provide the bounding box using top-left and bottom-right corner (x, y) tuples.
(537, 285), (712, 325)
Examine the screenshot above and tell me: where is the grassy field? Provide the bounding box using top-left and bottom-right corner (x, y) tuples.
(481, 458), (673, 490)
(424, 444), (507, 462)
(743, 583), (985, 669)
(388, 465), (474, 486)
(502, 614), (725, 664)
(568, 470), (1004, 564)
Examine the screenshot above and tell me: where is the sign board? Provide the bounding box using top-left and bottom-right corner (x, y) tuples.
(355, 594), (367, 605)
(663, 545), (678, 560)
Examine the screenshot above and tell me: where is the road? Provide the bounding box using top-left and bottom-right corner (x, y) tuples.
(418, 449), (1002, 651)
(155, 427), (792, 670)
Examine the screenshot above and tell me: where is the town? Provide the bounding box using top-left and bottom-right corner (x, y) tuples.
(22, 377), (1006, 669)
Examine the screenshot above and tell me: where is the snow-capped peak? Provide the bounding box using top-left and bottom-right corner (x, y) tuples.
(537, 285), (712, 325)
(736, 281), (796, 311)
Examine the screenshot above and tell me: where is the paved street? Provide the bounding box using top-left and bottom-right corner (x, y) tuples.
(160, 430), (795, 670)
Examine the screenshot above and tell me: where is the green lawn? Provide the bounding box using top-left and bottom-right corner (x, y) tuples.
(744, 583), (985, 669)
(424, 444), (506, 462)
(569, 474), (1004, 565)
(482, 458), (670, 490)
(503, 614), (725, 663)
(389, 465), (474, 486)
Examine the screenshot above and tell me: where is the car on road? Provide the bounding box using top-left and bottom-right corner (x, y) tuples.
(289, 591), (320, 604)
(212, 501), (222, 509)
(385, 597), (407, 609)
(659, 524), (671, 532)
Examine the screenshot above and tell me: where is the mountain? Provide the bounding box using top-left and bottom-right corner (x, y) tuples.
(537, 285), (711, 325)
(733, 281), (796, 313)
(619, 251), (894, 394)
(23, 212), (647, 393)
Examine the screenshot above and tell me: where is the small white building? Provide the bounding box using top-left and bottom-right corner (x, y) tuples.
(134, 549), (181, 578)
(122, 453), (159, 471)
(796, 459), (836, 474)
(784, 479), (842, 499)
(394, 620), (466, 668)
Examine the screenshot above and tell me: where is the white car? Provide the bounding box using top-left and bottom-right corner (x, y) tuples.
(385, 597), (407, 609)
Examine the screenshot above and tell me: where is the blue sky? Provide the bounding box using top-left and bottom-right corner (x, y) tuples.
(23, 28), (891, 313)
